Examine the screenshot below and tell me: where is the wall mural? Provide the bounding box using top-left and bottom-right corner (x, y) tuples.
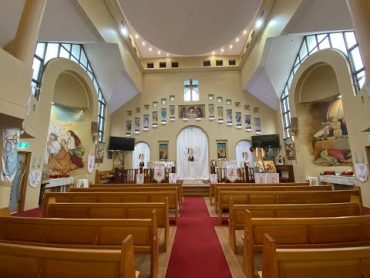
(45, 104), (88, 174)
(178, 104), (205, 119)
(311, 99), (351, 166)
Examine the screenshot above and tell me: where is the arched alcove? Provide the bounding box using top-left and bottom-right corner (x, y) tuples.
(132, 142), (151, 168)
(288, 49), (355, 182)
(176, 126), (209, 180)
(235, 140), (253, 167)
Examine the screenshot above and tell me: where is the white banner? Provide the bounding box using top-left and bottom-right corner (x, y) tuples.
(225, 161), (238, 183)
(154, 161), (165, 183)
(209, 174), (218, 184)
(1, 129), (20, 182)
(136, 173), (144, 184)
(169, 173), (177, 183)
(87, 154), (95, 174)
(355, 162), (368, 182)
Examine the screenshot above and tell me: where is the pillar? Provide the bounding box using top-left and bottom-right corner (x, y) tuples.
(9, 0), (48, 67)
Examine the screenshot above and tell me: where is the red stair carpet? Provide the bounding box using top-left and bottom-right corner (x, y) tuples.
(166, 197), (232, 278)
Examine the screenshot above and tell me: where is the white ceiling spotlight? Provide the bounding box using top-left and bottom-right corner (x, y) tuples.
(149, 47), (152, 52)
(120, 25), (128, 37)
(212, 51), (215, 55)
(221, 48), (225, 53)
(243, 30), (247, 35)
(229, 44), (233, 49)
(141, 41), (146, 46)
(157, 50), (161, 55)
(166, 53), (169, 57)
(135, 34), (139, 39)
(235, 37), (240, 43)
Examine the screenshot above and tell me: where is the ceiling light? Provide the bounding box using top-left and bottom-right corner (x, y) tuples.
(221, 48), (225, 53)
(212, 51), (215, 55)
(141, 41), (146, 46)
(166, 53), (169, 57)
(256, 18), (264, 29)
(157, 50), (161, 55)
(135, 34), (139, 39)
(243, 30), (247, 35)
(235, 37), (240, 43)
(120, 26), (128, 37)
(149, 47), (152, 52)
(229, 44), (233, 49)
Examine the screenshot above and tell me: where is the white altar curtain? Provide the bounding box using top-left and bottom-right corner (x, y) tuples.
(132, 142), (150, 168)
(235, 140), (253, 168)
(177, 127), (209, 180)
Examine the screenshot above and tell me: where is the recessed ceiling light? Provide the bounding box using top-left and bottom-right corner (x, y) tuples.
(235, 37), (240, 43)
(221, 48), (225, 53)
(256, 18), (264, 29)
(166, 53), (169, 57)
(212, 51), (215, 55)
(243, 30), (247, 35)
(135, 34), (139, 39)
(157, 50), (161, 55)
(229, 44), (233, 49)
(141, 41), (146, 46)
(149, 47), (152, 52)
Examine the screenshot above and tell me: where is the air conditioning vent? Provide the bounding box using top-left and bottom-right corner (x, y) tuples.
(159, 62), (166, 68)
(171, 61), (179, 68)
(147, 63), (154, 69)
(216, 60), (223, 66)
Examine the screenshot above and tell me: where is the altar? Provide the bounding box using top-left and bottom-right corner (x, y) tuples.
(254, 173), (280, 184)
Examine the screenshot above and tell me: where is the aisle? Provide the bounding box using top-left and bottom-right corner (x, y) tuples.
(166, 197), (232, 278)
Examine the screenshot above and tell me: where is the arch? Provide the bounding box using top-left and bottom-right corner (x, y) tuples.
(235, 140), (253, 168)
(287, 49), (356, 181)
(176, 125), (209, 180)
(132, 142), (151, 168)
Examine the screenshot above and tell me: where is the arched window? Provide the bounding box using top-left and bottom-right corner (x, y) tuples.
(132, 142), (151, 169)
(184, 79), (199, 102)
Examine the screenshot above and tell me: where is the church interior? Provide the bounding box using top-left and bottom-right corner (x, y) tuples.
(0, 0), (370, 277)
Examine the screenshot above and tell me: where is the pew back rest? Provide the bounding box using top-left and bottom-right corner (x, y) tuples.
(0, 235), (136, 278)
(216, 185), (333, 205)
(44, 191), (178, 212)
(219, 188), (362, 209)
(0, 216), (156, 249)
(44, 202), (168, 227)
(262, 233), (370, 278)
(230, 202), (362, 228)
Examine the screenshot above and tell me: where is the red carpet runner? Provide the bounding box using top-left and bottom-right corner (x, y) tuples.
(166, 197), (232, 278)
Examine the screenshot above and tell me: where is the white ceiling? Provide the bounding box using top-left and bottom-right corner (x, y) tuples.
(119, 0), (261, 56)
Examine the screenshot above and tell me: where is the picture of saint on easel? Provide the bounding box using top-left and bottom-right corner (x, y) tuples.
(217, 142), (227, 159)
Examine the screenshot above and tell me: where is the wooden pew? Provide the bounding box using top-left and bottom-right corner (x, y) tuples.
(209, 182), (309, 205)
(217, 188), (362, 219)
(0, 235), (138, 278)
(228, 201), (362, 253)
(44, 191), (179, 220)
(0, 215), (158, 278)
(90, 183), (183, 207)
(243, 213), (370, 278)
(260, 233), (370, 278)
(72, 185), (182, 208)
(44, 201), (170, 252)
(215, 184), (333, 210)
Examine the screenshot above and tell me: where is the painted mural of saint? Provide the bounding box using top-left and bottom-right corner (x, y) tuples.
(2, 132), (19, 181)
(65, 130), (85, 168)
(47, 133), (75, 173)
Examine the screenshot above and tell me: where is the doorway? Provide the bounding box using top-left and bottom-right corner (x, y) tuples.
(176, 126), (209, 180)
(9, 152), (30, 212)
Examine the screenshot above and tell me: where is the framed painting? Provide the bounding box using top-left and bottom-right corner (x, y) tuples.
(169, 95), (175, 102)
(254, 117), (261, 133)
(134, 117), (140, 132)
(208, 104), (215, 119)
(245, 115), (252, 130)
(161, 108), (167, 122)
(226, 109), (232, 124)
(95, 142), (105, 164)
(169, 105), (176, 120)
(263, 160), (276, 173)
(217, 106), (224, 122)
(152, 111), (158, 126)
(159, 142), (168, 160)
(284, 137), (296, 160)
(143, 114), (149, 129)
(178, 104), (205, 119)
(126, 120), (132, 135)
(216, 141), (227, 159)
(235, 112), (242, 127)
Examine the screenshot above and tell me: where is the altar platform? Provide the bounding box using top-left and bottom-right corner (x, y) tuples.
(182, 179), (210, 196)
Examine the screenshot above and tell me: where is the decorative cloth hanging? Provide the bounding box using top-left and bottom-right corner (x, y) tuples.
(28, 170), (42, 188)
(87, 154), (95, 174)
(136, 173), (144, 184)
(225, 161), (238, 183)
(355, 162), (368, 182)
(154, 161), (165, 183)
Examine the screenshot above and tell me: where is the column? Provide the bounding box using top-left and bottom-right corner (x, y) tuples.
(346, 0), (370, 89)
(9, 0), (48, 67)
